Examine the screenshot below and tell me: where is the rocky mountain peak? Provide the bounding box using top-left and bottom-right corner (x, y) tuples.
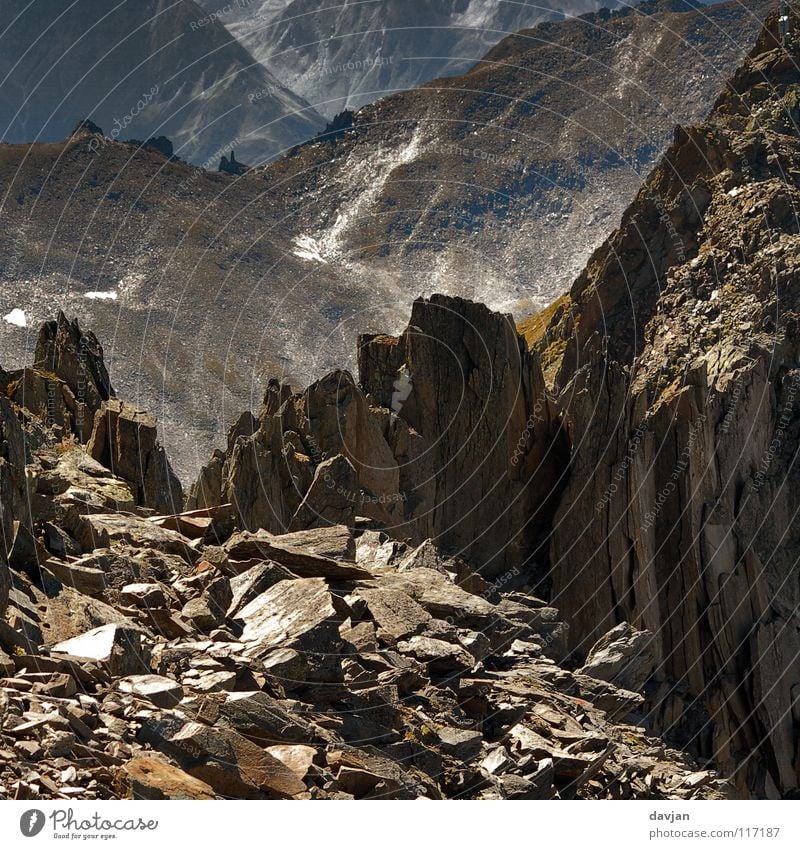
(528, 9), (800, 797)
(0, 303), (730, 801)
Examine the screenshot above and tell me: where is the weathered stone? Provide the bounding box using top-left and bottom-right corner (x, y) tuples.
(288, 454), (359, 530)
(42, 558), (107, 596)
(261, 648), (307, 689)
(214, 691), (311, 745)
(167, 722), (306, 798)
(119, 583), (169, 608)
(235, 578), (342, 682)
(117, 674), (184, 708)
(34, 311), (113, 441)
(120, 756), (216, 800)
(72, 513), (197, 564)
(224, 530), (369, 580)
(357, 588), (431, 644)
(270, 525), (356, 561)
(227, 561), (292, 617)
(7, 522), (49, 572)
(437, 727), (483, 762)
(396, 635), (474, 677)
(34, 445), (137, 513)
(265, 744), (316, 782)
(88, 398), (183, 513)
(51, 623), (149, 677)
(578, 622), (657, 693)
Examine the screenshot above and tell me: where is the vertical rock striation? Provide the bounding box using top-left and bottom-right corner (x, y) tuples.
(535, 12), (800, 797)
(191, 295), (568, 578)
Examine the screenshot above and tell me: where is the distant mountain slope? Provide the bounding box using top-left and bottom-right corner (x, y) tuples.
(0, 0), (771, 482)
(257, 0), (773, 316)
(210, 0), (627, 117)
(0, 0), (324, 165)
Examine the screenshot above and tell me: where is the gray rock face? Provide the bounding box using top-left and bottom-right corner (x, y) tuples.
(88, 399), (183, 514)
(536, 14), (800, 798)
(192, 295), (568, 579)
(578, 623), (656, 694)
(34, 311), (113, 441)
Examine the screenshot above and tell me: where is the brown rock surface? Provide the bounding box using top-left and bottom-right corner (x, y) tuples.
(535, 11), (800, 797)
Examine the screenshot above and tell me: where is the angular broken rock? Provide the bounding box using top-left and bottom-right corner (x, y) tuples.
(357, 588), (431, 644)
(42, 558), (107, 596)
(288, 454), (359, 531)
(437, 727), (483, 762)
(88, 398), (183, 514)
(225, 530), (369, 580)
(72, 513), (197, 564)
(227, 561), (293, 618)
(120, 756), (216, 800)
(119, 582), (169, 608)
(270, 525), (357, 562)
(396, 635), (475, 677)
(167, 722), (306, 798)
(51, 623), (149, 677)
(265, 744), (316, 783)
(117, 674), (184, 708)
(578, 622), (657, 693)
(236, 578), (343, 684)
(214, 691), (311, 745)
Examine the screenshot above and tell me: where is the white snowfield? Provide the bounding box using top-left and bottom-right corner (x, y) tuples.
(3, 308), (27, 327)
(84, 291), (119, 300)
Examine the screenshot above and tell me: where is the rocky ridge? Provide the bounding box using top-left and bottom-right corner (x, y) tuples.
(0, 307), (728, 799)
(532, 9), (800, 798)
(0, 0), (772, 485)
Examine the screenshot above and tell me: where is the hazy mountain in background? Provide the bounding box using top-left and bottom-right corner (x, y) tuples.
(0, 0), (771, 481)
(0, 0), (324, 165)
(201, 0), (725, 116)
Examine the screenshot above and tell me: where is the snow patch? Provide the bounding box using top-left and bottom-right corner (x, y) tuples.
(84, 290), (118, 300)
(315, 128), (425, 262)
(293, 234), (328, 264)
(3, 308), (27, 327)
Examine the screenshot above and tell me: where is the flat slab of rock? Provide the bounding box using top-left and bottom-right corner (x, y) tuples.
(121, 756), (216, 800)
(73, 513), (197, 564)
(578, 622), (656, 693)
(357, 588), (431, 643)
(43, 558), (107, 596)
(265, 744), (316, 782)
(51, 623), (149, 677)
(225, 530), (369, 580)
(437, 727), (483, 762)
(167, 722), (307, 798)
(268, 525), (356, 562)
(235, 578), (341, 681)
(118, 674), (184, 708)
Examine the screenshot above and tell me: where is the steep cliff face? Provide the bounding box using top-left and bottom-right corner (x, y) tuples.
(535, 11), (800, 797)
(190, 294), (568, 578)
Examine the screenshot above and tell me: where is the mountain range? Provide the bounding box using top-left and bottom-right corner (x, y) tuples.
(0, 1), (798, 802)
(0, 0), (324, 166)
(0, 0), (772, 482)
